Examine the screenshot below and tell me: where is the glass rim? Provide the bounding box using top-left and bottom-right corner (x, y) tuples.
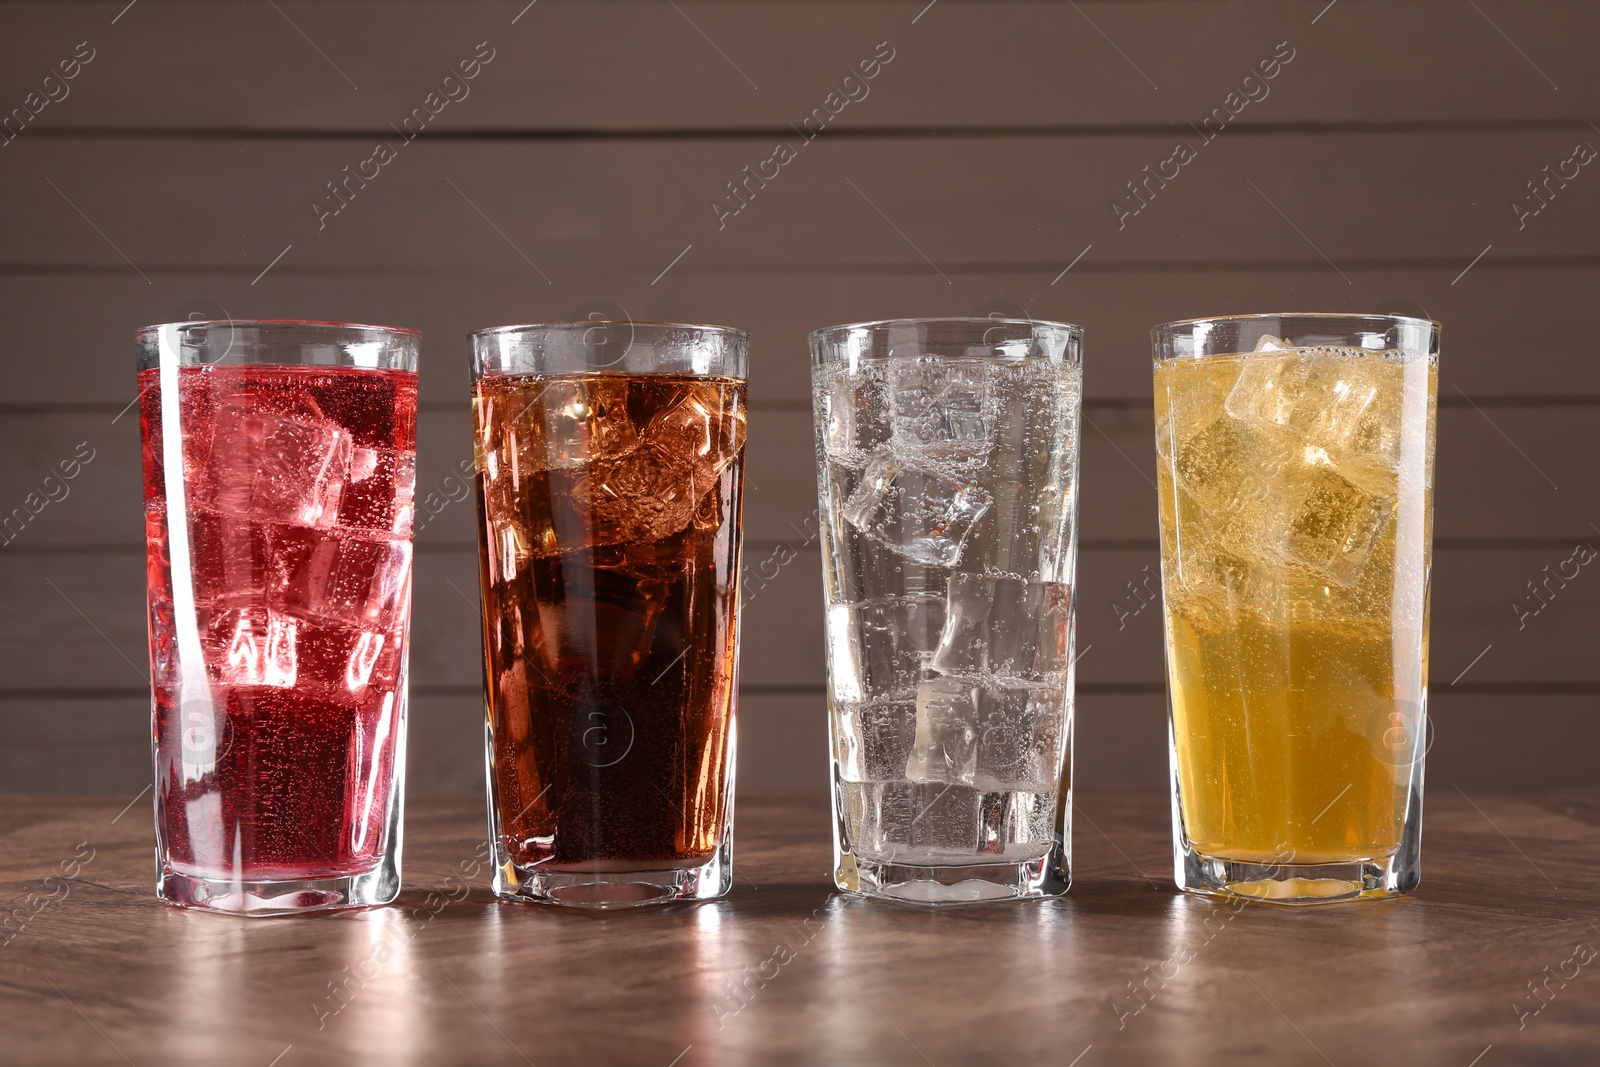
(808, 316), (1083, 344)
(469, 320), (748, 341)
(135, 318), (421, 340)
(1152, 310), (1440, 336)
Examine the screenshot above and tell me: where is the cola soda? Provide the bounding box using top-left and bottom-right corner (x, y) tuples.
(472, 322), (747, 907)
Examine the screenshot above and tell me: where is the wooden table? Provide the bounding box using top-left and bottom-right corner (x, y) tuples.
(2, 790), (1596, 1066)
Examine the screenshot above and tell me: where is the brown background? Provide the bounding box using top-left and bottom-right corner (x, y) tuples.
(0, 0), (1595, 798)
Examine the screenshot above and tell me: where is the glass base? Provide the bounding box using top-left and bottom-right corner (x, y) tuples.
(836, 851), (1069, 906)
(1174, 847), (1417, 904)
(158, 862), (399, 915)
(1174, 800), (1421, 907)
(493, 836), (732, 909)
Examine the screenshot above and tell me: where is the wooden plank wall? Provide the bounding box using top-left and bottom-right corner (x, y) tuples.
(0, 1), (1595, 797)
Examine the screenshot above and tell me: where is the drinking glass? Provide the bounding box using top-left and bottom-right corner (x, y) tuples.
(472, 322), (747, 908)
(811, 318), (1082, 904)
(138, 320), (419, 913)
(1152, 313), (1438, 903)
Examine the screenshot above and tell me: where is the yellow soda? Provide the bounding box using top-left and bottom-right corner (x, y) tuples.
(1154, 347), (1436, 864)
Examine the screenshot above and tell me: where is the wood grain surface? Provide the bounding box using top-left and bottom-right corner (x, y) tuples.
(1, 0), (1596, 795)
(0, 791), (1597, 1065)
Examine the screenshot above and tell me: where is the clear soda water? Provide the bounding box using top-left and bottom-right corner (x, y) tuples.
(814, 355), (1080, 870)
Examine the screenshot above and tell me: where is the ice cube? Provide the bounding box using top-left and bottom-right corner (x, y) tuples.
(834, 701), (917, 782)
(1154, 365), (1238, 465)
(1309, 371), (1381, 450)
(1351, 404), (1402, 459)
(1345, 359), (1420, 473)
(531, 378), (638, 470)
(1174, 417), (1286, 516)
(842, 451), (992, 567)
(1225, 355), (1306, 433)
(489, 445), (704, 562)
(187, 510), (273, 606)
(1253, 333), (1295, 352)
(1168, 540), (1287, 623)
(589, 445), (700, 543)
(205, 404), (352, 528)
(476, 377), (637, 495)
(1225, 351), (1380, 453)
(635, 384), (745, 529)
(817, 365), (889, 466)
(861, 593), (945, 680)
(889, 359), (993, 463)
(1278, 463), (1394, 585)
(905, 676), (979, 785)
(964, 362), (1078, 579)
(339, 447), (417, 535)
(555, 387), (745, 547)
(1180, 441), (1394, 591)
(644, 385), (745, 486)
(292, 622), (401, 692)
(828, 593), (945, 705)
(902, 781), (981, 855)
(978, 790), (1054, 859)
(847, 781), (911, 861)
(931, 575), (1072, 684)
(200, 605), (298, 687)
(482, 466), (585, 562)
(967, 479), (1067, 583)
(272, 528), (413, 631)
(1320, 526), (1410, 622)
(975, 686), (1067, 791)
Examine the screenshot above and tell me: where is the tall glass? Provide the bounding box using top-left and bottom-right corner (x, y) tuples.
(1152, 313), (1438, 904)
(471, 322), (747, 908)
(138, 320), (419, 913)
(811, 318), (1082, 904)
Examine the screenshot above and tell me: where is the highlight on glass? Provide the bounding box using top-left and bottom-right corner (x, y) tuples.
(1151, 312), (1438, 904)
(811, 317), (1083, 904)
(471, 321), (748, 908)
(138, 320), (419, 914)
